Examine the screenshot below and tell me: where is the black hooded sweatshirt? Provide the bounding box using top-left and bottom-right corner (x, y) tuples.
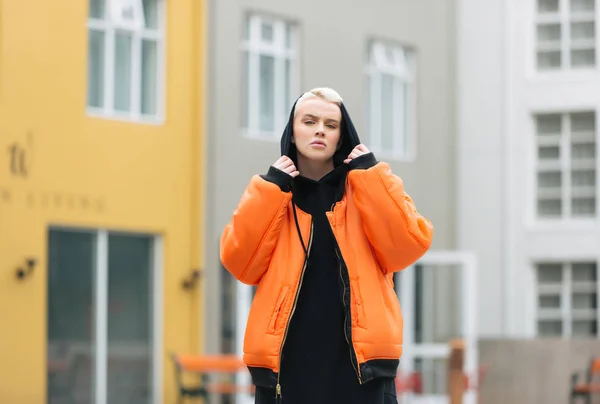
(255, 99), (398, 404)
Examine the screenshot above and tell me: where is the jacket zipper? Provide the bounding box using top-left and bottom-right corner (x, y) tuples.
(336, 250), (363, 384)
(275, 220), (314, 403)
(329, 203), (363, 384)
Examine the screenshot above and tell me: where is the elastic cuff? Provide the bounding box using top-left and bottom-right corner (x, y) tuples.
(260, 166), (293, 192)
(348, 152), (378, 170)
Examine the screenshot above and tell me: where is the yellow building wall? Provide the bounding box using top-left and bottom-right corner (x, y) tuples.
(0, 0), (206, 402)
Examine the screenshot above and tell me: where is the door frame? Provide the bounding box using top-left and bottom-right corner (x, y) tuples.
(233, 250), (478, 404)
(235, 283), (254, 404)
(47, 226), (164, 404)
(397, 250), (478, 404)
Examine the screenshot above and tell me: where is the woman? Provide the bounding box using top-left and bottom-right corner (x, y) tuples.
(220, 88), (434, 404)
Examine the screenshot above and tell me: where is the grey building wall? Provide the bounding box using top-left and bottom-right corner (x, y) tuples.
(204, 0), (457, 354)
(479, 339), (600, 404)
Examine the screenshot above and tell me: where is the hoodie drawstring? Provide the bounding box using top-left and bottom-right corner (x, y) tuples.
(291, 199), (308, 256)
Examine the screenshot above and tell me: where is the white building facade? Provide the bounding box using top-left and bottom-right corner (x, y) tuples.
(458, 0), (600, 339)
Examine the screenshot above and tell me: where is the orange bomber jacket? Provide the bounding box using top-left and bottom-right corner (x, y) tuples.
(220, 161), (434, 388)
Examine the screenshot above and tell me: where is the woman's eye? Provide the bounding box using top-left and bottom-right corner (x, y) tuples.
(327, 124), (337, 129)
(305, 121), (314, 125)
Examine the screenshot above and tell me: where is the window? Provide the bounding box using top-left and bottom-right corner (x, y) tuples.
(536, 0), (596, 70)
(87, 0), (164, 121)
(241, 14), (298, 139)
(536, 262), (598, 337)
(47, 228), (161, 404)
(535, 111), (597, 218)
(365, 41), (415, 160)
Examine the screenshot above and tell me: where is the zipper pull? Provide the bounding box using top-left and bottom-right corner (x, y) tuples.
(275, 383), (282, 403)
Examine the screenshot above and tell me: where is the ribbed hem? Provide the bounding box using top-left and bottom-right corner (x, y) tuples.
(260, 166), (293, 192)
(248, 366), (279, 389)
(347, 152), (378, 170)
(247, 359), (399, 387)
(359, 358), (400, 383)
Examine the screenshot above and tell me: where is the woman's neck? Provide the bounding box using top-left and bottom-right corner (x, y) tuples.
(297, 155), (334, 181)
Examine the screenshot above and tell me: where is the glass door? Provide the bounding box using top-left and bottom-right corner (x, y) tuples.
(396, 251), (478, 404)
(47, 228), (162, 404)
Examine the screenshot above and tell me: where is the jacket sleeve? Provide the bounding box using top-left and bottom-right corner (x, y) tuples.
(220, 174), (292, 285)
(347, 162), (434, 273)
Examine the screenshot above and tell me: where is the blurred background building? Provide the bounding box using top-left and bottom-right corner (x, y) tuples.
(0, 0), (206, 403)
(457, 0), (600, 401)
(460, 0), (598, 340)
(1, 0), (599, 403)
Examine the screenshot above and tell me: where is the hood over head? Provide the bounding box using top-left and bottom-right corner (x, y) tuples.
(279, 94), (362, 167)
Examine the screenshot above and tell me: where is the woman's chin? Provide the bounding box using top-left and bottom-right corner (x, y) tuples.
(297, 149), (335, 163)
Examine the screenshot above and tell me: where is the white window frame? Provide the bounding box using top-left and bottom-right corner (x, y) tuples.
(532, 109), (599, 223)
(533, 0), (598, 73)
(110, 0), (145, 29)
(534, 260), (600, 338)
(48, 226), (164, 404)
(365, 40), (417, 162)
(240, 14), (299, 141)
(87, 0), (166, 124)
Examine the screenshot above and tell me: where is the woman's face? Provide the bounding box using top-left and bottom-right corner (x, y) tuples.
(292, 98), (342, 163)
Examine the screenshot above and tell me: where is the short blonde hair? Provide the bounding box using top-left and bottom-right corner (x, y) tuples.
(294, 87), (343, 116)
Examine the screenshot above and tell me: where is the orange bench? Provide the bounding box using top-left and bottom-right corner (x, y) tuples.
(571, 357), (600, 404)
(172, 354), (255, 403)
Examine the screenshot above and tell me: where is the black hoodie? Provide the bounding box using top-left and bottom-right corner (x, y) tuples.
(257, 97), (397, 404)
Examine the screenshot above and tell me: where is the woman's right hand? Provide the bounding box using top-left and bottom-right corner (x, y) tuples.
(272, 156), (300, 178)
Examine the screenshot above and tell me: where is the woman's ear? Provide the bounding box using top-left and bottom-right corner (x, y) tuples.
(291, 136), (295, 144)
